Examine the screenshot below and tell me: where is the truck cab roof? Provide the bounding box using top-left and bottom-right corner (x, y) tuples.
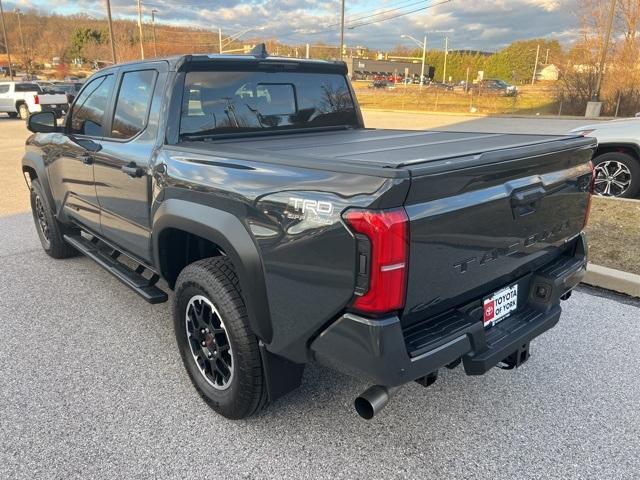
(96, 47), (347, 75)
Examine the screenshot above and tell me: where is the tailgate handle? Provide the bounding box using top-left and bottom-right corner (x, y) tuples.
(511, 186), (545, 217)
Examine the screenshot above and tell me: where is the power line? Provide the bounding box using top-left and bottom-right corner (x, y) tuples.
(326, 0), (432, 29)
(347, 0), (452, 29)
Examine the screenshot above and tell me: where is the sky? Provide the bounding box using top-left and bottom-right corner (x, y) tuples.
(15, 0), (579, 51)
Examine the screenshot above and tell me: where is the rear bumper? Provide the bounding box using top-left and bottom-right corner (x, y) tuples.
(311, 233), (587, 386)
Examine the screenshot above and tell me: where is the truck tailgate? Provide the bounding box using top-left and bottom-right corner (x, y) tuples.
(401, 137), (595, 326)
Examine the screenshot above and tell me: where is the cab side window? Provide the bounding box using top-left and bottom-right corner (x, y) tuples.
(69, 74), (115, 136)
(110, 70), (157, 139)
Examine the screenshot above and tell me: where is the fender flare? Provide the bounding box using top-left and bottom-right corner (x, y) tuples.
(152, 199), (273, 343)
(21, 150), (56, 209)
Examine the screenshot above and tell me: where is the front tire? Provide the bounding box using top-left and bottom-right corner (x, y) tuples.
(593, 151), (640, 198)
(174, 257), (267, 419)
(30, 179), (78, 259)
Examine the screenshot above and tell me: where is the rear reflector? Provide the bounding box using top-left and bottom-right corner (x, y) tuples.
(343, 208), (409, 315)
(583, 160), (595, 228)
(33, 94), (39, 105)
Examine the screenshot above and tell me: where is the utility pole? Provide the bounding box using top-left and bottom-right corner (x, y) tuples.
(545, 48), (549, 64)
(442, 36), (448, 83)
(594, 0), (617, 100)
(339, 0), (345, 60)
(14, 8), (28, 74)
(136, 0), (145, 59)
(465, 66), (470, 92)
(531, 43), (540, 85)
(420, 34), (426, 90)
(14, 9), (25, 55)
(0, 0), (13, 80)
(151, 9), (158, 57)
(218, 27), (223, 54)
(105, 0), (117, 64)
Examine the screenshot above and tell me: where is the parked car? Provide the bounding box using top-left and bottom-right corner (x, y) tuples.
(0, 81), (68, 119)
(569, 118), (640, 198)
(368, 79), (390, 89)
(473, 79), (518, 96)
(425, 81), (454, 91)
(50, 82), (84, 105)
(0, 66), (13, 77)
(23, 48), (595, 420)
(36, 81), (58, 93)
(453, 81), (469, 92)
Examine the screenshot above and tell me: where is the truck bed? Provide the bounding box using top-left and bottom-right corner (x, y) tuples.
(180, 128), (592, 172)
(180, 126), (595, 327)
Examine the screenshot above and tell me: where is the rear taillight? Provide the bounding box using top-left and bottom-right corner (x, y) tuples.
(583, 160), (595, 228)
(343, 208), (409, 315)
(33, 94), (39, 105)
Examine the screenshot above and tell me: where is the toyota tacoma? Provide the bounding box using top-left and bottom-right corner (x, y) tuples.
(23, 46), (595, 419)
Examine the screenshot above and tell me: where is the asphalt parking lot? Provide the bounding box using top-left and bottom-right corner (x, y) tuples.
(1, 114), (639, 479)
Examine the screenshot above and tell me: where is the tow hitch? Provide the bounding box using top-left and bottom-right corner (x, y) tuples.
(497, 342), (530, 370)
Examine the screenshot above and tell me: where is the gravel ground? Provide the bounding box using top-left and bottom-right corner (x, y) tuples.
(0, 212), (639, 479)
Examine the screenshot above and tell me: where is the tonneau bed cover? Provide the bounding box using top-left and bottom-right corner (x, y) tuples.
(180, 129), (593, 171)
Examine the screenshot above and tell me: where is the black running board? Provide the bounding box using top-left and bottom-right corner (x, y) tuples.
(63, 234), (168, 304)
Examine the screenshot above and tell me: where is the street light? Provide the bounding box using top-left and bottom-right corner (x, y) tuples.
(400, 34), (426, 90)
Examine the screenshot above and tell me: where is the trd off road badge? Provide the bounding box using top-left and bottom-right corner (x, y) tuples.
(286, 197), (335, 225)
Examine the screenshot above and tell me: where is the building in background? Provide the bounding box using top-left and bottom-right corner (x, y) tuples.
(535, 64), (560, 81)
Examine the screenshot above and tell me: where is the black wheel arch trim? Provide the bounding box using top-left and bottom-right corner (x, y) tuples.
(21, 151), (56, 209)
(152, 199), (273, 343)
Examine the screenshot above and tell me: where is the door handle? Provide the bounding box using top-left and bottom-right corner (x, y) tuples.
(121, 163), (145, 178)
(80, 153), (93, 165)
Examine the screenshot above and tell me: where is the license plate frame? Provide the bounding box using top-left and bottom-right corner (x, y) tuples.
(483, 284), (518, 328)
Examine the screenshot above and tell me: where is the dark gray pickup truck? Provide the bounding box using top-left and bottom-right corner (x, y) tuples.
(23, 46), (595, 419)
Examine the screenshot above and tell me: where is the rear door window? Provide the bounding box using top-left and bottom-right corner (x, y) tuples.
(69, 74), (115, 136)
(0, 84), (9, 94)
(109, 70), (157, 139)
(180, 70), (357, 138)
(15, 83), (42, 93)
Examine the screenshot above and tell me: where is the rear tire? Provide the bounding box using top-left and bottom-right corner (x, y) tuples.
(18, 103), (29, 120)
(29, 179), (78, 259)
(593, 151), (640, 198)
(174, 257), (267, 419)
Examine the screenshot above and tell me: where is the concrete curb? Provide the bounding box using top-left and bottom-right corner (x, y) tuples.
(583, 263), (640, 298)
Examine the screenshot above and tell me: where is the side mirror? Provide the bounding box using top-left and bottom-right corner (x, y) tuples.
(27, 112), (59, 133)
